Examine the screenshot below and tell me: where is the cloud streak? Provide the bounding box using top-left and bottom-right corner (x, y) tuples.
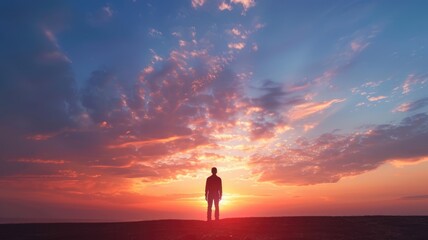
(394, 97), (428, 112)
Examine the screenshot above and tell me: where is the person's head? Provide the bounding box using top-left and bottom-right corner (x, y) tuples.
(211, 167), (217, 175)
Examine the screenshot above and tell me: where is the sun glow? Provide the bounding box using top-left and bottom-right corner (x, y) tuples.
(220, 194), (230, 206)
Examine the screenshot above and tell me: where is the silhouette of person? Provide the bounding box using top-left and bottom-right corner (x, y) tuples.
(205, 167), (222, 221)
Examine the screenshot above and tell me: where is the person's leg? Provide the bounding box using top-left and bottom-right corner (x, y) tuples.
(207, 196), (213, 221)
(214, 197), (219, 220)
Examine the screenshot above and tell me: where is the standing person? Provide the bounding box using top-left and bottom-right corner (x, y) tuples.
(205, 167), (222, 221)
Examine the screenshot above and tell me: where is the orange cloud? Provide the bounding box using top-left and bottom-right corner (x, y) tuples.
(288, 99), (345, 121)
(367, 95), (387, 102)
(228, 42), (245, 50)
(231, 0), (256, 11)
(219, 2), (233, 11)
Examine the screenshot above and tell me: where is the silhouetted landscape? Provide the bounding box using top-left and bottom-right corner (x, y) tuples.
(1, 216), (428, 240)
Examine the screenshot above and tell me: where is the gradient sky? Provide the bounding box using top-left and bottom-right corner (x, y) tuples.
(1, 0), (428, 222)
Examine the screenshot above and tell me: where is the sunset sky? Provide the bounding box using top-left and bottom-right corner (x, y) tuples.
(1, 0), (428, 222)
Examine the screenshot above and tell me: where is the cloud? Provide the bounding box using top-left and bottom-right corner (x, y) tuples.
(230, 28), (241, 36)
(245, 80), (303, 140)
(345, 26), (379, 57)
(249, 121), (277, 140)
(102, 5), (113, 17)
(149, 28), (163, 37)
(88, 4), (115, 25)
(81, 70), (125, 124)
(191, 0), (206, 8)
(367, 95), (387, 102)
(350, 40), (369, 53)
(0, 2), (79, 135)
(393, 97), (428, 113)
(303, 123), (317, 132)
(219, 2), (233, 11)
(228, 42), (246, 50)
(288, 99), (345, 121)
(362, 81), (383, 88)
(402, 74), (428, 94)
(12, 159), (68, 165)
(250, 113), (428, 185)
(251, 43), (258, 51)
(252, 80), (296, 112)
(231, 0), (256, 12)
(401, 195), (428, 200)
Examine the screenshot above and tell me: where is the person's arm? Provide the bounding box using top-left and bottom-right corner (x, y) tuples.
(219, 178), (222, 200)
(205, 178), (208, 201)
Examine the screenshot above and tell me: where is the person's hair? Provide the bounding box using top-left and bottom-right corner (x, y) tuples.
(211, 167), (217, 174)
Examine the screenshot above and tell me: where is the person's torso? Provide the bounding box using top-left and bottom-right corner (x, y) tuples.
(207, 175), (221, 195)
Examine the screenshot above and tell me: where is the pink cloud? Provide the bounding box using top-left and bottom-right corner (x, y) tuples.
(367, 95), (387, 102)
(350, 40), (369, 53)
(191, 0), (205, 8)
(303, 123), (317, 132)
(43, 28), (59, 48)
(288, 99), (345, 121)
(394, 103), (410, 112)
(313, 69), (337, 85)
(228, 42), (245, 50)
(402, 74), (428, 94)
(251, 43), (258, 51)
(219, 1), (233, 11)
(393, 97), (428, 112)
(231, 0), (256, 12)
(230, 28), (241, 36)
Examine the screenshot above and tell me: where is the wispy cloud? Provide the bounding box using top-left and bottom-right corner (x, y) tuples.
(148, 28), (163, 37)
(367, 95), (387, 102)
(350, 40), (369, 53)
(288, 99), (345, 121)
(393, 97), (428, 112)
(102, 5), (113, 17)
(228, 42), (245, 50)
(191, 0), (205, 8)
(402, 74), (428, 94)
(401, 195), (428, 200)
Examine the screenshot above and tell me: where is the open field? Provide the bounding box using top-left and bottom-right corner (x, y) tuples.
(1, 216), (428, 240)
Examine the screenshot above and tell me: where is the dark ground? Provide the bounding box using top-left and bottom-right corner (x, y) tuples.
(1, 216), (428, 240)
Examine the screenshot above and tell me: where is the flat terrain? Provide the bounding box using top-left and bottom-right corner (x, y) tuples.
(1, 216), (428, 240)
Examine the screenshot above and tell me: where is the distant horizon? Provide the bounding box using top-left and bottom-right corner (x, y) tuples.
(3, 214), (428, 224)
(1, 0), (428, 222)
